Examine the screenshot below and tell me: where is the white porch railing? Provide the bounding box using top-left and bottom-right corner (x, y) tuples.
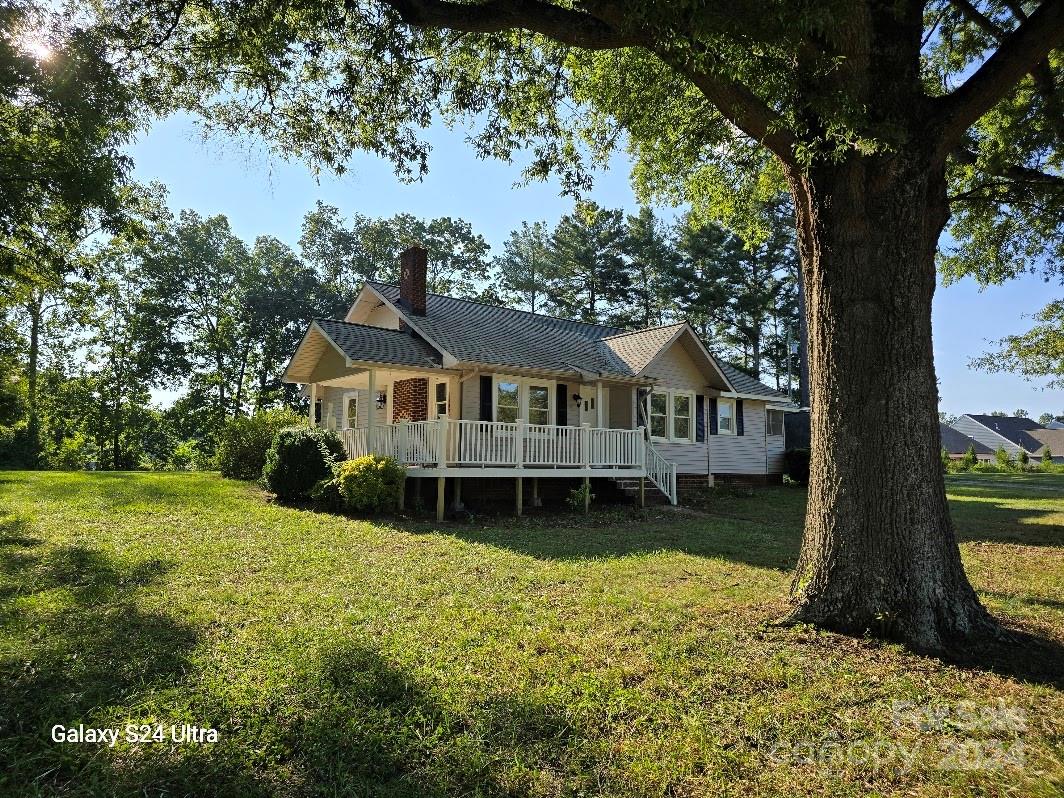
(342, 419), (645, 471)
(644, 440), (678, 505)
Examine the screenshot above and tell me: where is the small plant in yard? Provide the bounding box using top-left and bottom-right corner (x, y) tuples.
(959, 443), (978, 471)
(261, 426), (346, 500)
(1044, 447), (1054, 469)
(334, 454), (405, 512)
(940, 446), (951, 472)
(994, 446), (1014, 469)
(1018, 449), (1029, 469)
(216, 408), (305, 480)
(566, 482), (594, 511)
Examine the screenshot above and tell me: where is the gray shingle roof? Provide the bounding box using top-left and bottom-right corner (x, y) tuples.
(940, 424), (993, 456)
(363, 282), (786, 397)
(314, 318), (442, 369)
(600, 323), (686, 374)
(716, 361), (790, 400)
(369, 282), (626, 374)
(965, 414), (1048, 453)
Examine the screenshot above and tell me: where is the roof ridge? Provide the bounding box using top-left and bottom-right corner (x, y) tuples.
(314, 317), (411, 333)
(601, 321), (686, 341)
(366, 280), (628, 335)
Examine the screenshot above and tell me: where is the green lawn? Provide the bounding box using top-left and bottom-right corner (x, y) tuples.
(0, 471), (1061, 797)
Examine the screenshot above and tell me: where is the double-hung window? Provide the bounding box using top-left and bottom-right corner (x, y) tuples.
(647, 389), (695, 443)
(718, 399), (735, 434)
(767, 409), (784, 437)
(672, 393), (692, 440)
(527, 384), (550, 425)
(496, 380), (520, 423)
(344, 393), (359, 428)
(649, 391), (669, 439)
(432, 380), (448, 419)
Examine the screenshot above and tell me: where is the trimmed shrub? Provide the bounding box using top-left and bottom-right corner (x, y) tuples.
(959, 444), (978, 471)
(783, 447), (810, 485)
(335, 455), (405, 513)
(216, 409), (306, 480)
(262, 427), (346, 500)
(1043, 447), (1054, 467)
(1017, 449), (1029, 468)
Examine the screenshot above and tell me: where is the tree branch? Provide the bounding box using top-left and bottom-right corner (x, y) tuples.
(377, 0), (643, 48)
(935, 0), (1064, 152)
(951, 146), (1064, 188)
(376, 0), (798, 164)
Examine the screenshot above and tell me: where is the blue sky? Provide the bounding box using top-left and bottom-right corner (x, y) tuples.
(130, 113), (1062, 419)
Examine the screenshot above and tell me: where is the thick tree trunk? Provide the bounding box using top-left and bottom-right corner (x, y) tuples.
(786, 153), (998, 654)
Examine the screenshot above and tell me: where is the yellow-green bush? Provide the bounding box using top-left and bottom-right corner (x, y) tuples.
(335, 455), (405, 512)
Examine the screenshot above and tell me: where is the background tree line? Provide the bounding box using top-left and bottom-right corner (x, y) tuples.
(1, 184), (801, 470)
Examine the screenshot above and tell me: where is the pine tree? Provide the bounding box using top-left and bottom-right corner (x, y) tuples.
(545, 201), (631, 325)
(621, 208), (676, 328)
(960, 444), (978, 471)
(494, 221), (551, 313)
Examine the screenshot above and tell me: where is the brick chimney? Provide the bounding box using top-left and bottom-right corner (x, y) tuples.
(399, 245), (428, 316)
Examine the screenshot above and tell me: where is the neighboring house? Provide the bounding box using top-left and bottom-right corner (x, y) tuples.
(939, 423), (993, 461)
(950, 414), (1064, 461)
(282, 246), (792, 516)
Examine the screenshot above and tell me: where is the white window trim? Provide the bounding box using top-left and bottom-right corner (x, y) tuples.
(717, 397), (736, 436)
(766, 408), (785, 437)
(646, 388), (697, 444)
(430, 377), (450, 419)
(492, 374), (556, 426)
(342, 390), (360, 429)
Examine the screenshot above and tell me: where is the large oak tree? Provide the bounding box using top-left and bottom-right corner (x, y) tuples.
(107, 0), (1064, 653)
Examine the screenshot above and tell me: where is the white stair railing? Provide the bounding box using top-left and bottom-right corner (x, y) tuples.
(643, 438), (678, 505)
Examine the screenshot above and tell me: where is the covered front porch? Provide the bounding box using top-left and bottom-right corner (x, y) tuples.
(305, 363), (676, 516)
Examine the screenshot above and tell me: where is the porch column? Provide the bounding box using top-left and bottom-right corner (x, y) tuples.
(308, 383), (318, 427)
(596, 381), (604, 428)
(367, 368), (377, 454)
(631, 386), (638, 430)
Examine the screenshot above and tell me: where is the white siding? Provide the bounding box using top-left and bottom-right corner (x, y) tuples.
(952, 415), (1024, 456)
(709, 400), (768, 474)
(363, 303), (401, 329)
(642, 339), (710, 474)
(318, 385), (389, 431)
(766, 412), (787, 473)
(460, 375), (481, 421)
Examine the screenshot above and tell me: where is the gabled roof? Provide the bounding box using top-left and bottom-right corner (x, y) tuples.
(963, 414), (1050, 453)
(1027, 428), (1064, 456)
(940, 424), (993, 456)
(313, 318), (442, 368)
(324, 281), (788, 397)
(367, 281), (625, 375)
(600, 323), (687, 374)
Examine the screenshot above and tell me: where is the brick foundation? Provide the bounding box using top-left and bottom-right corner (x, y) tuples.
(392, 378), (428, 422)
(711, 473), (784, 487)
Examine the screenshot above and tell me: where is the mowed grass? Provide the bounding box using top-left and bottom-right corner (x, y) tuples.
(0, 471), (1060, 797)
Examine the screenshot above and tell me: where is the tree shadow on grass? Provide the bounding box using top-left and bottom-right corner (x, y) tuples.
(0, 532), (201, 796)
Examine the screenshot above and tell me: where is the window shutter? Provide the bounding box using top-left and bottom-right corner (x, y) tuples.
(479, 375), (493, 421)
(695, 395), (706, 442)
(736, 399), (745, 436)
(708, 397), (718, 435)
(556, 383), (567, 426)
